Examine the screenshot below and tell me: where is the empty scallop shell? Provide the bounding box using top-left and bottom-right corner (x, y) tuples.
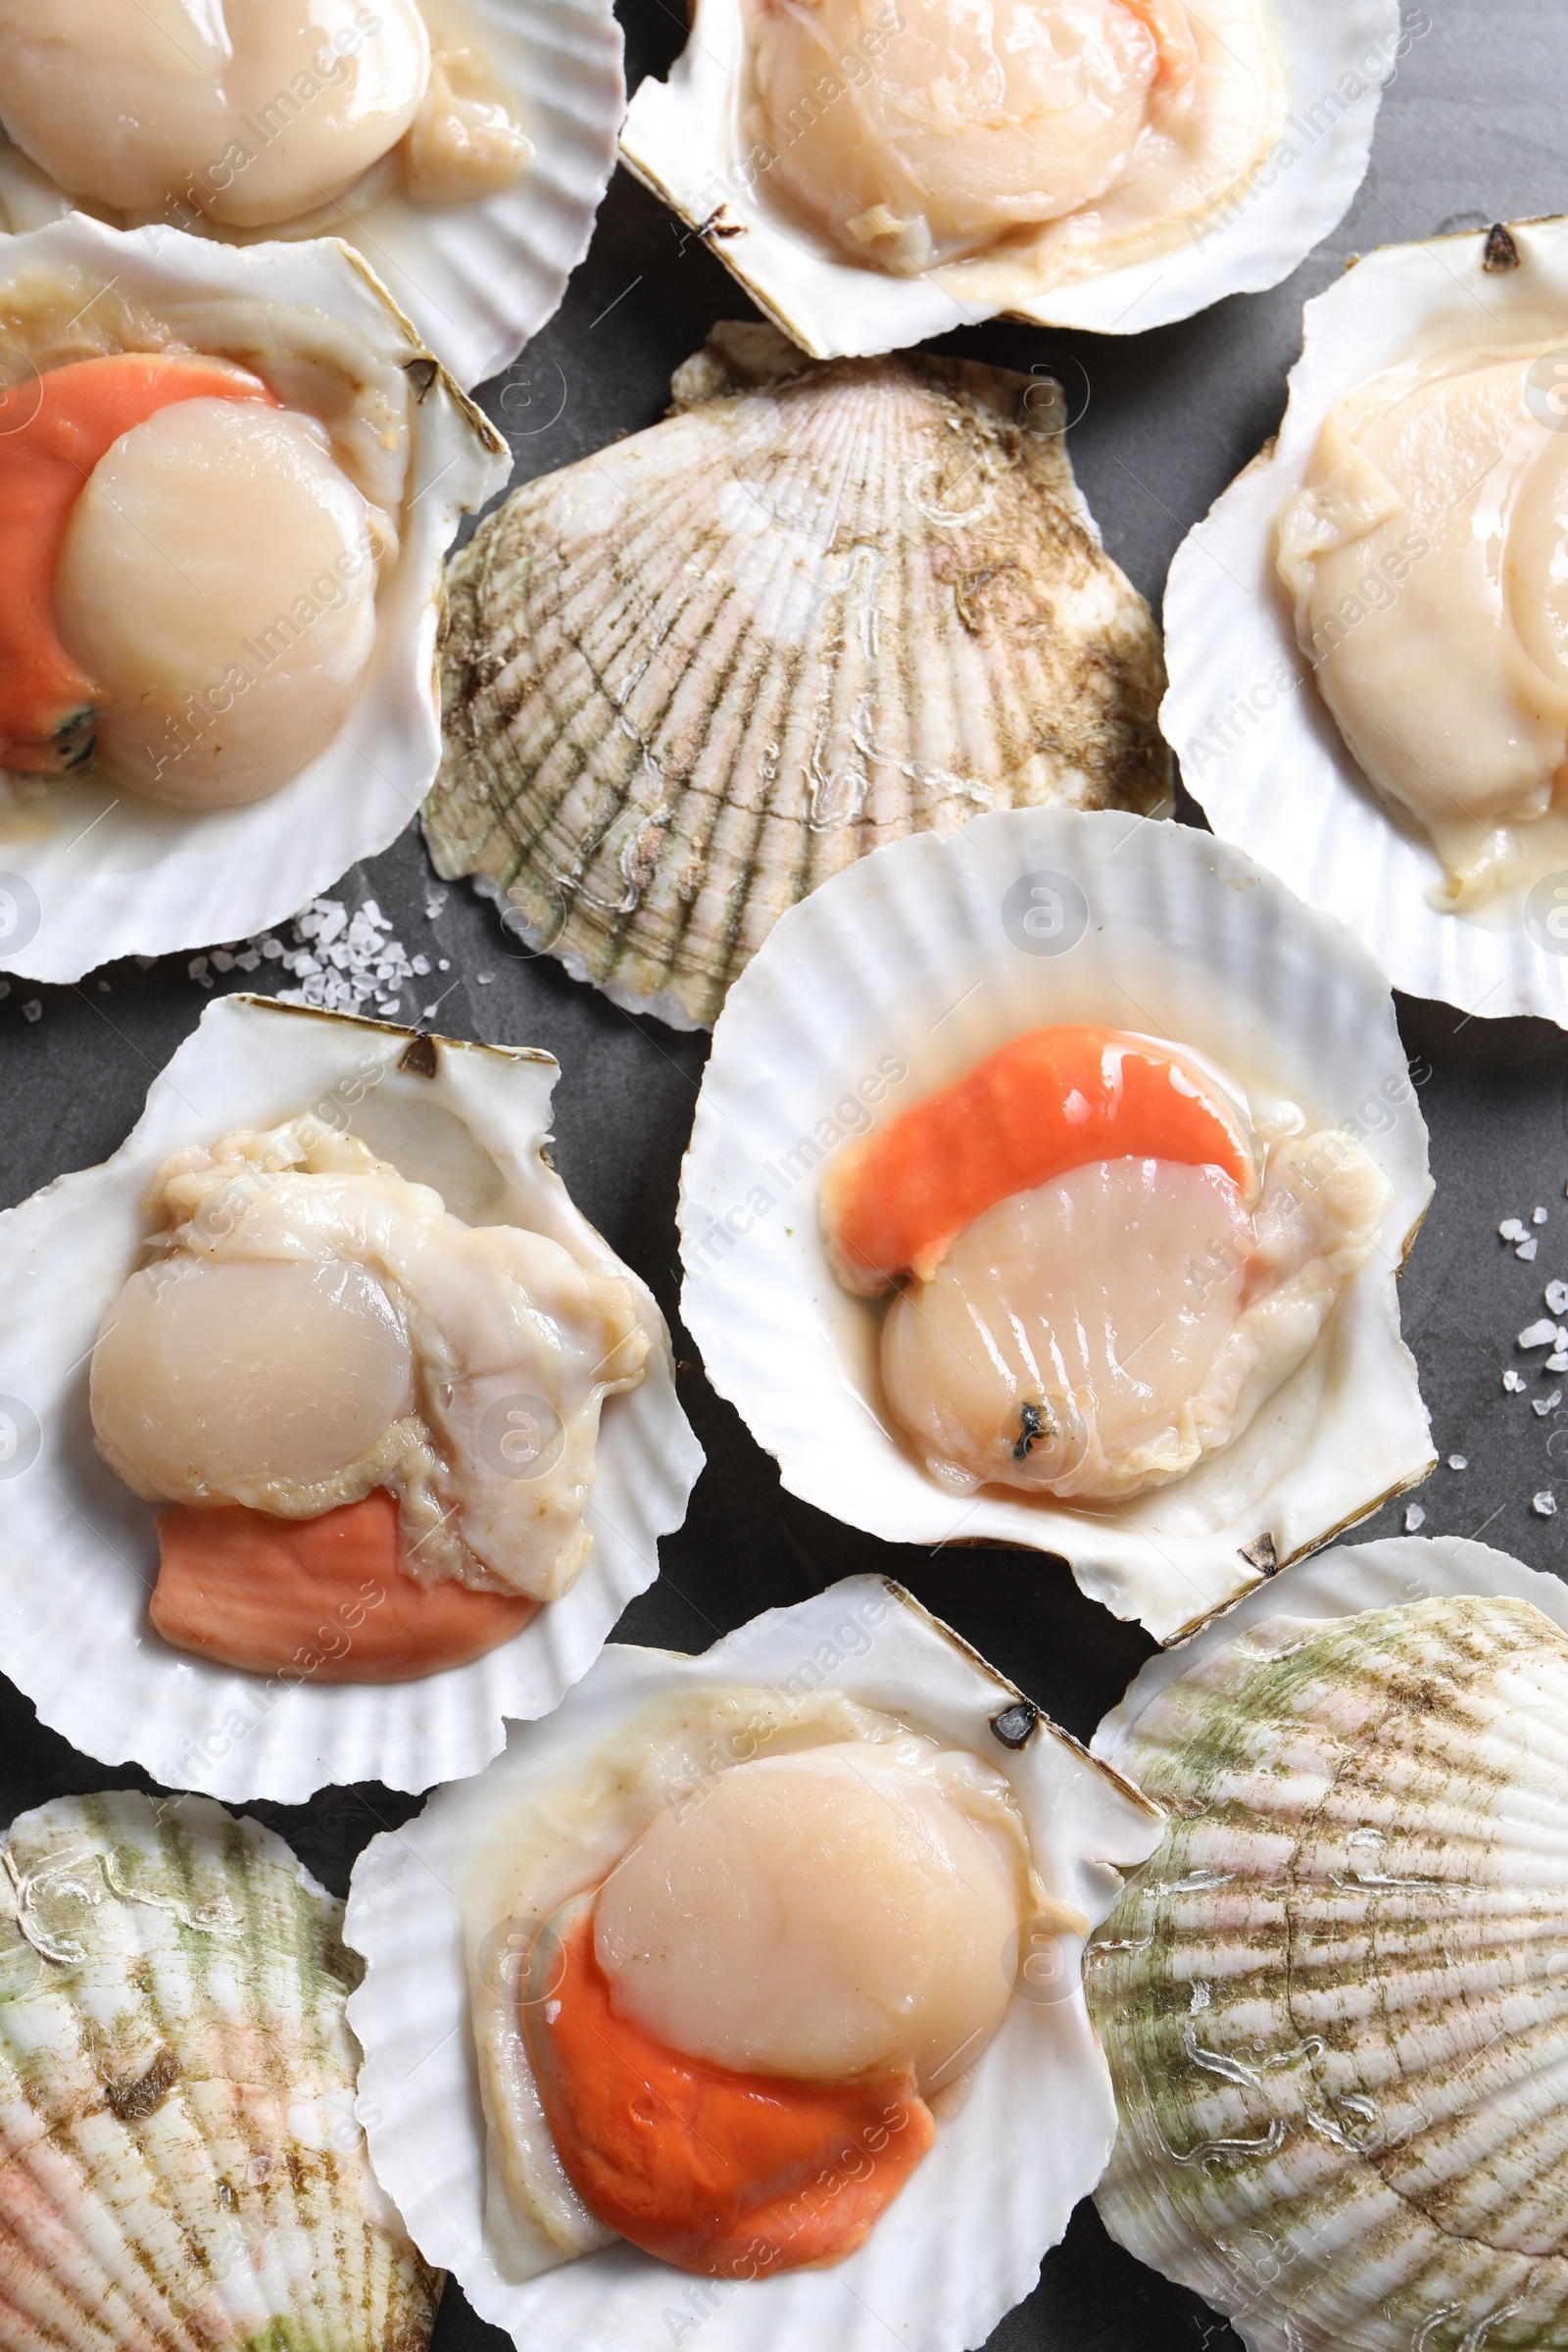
(618, 0), (1399, 358)
(0, 993), (703, 1804)
(0, 1787), (440, 2352)
(426, 322), (1169, 1030)
(343, 1575), (1163, 2352)
(677, 806), (1434, 1644)
(1167, 214), (1568, 1025)
(0, 0), (625, 391)
(0, 215), (508, 986)
(1086, 1534), (1568, 2352)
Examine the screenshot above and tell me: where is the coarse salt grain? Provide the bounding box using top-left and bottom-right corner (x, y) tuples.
(1535, 1393), (1563, 1417)
(1537, 1207), (1551, 1224)
(1504, 1371), (1527, 1392)
(1536, 1491), (1559, 1517)
(1518, 1320), (1559, 1349)
(1403, 1503), (1426, 1531)
(1519, 1238), (1541, 1261)
(1447, 1454), (1468, 1470)
(1500, 1218), (1528, 1241)
(22, 1000), (41, 1022)
(1547, 1281), (1568, 1315)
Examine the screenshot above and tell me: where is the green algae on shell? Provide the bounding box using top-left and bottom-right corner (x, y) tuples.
(1085, 1594), (1568, 2352)
(426, 321), (1170, 1031)
(0, 1788), (441, 2352)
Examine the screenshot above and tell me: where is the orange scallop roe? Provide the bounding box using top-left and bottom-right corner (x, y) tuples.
(820, 1023), (1257, 1296)
(522, 1898), (937, 2278)
(1120, 0), (1199, 91)
(151, 1490), (538, 1682)
(0, 352), (278, 774)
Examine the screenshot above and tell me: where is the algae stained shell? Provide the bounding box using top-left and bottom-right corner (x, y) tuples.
(0, 1788), (441, 2352)
(1086, 1593), (1568, 2351)
(426, 323), (1169, 1030)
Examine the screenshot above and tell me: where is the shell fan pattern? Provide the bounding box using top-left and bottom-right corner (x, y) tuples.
(1086, 1594), (1568, 2352)
(0, 1789), (440, 2352)
(426, 322), (1169, 1029)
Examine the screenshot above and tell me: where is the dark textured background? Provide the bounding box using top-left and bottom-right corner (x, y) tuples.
(3, 4), (1566, 2344)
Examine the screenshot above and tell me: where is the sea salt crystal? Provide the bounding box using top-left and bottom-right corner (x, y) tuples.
(233, 948), (261, 972)
(1504, 1371), (1527, 1392)
(1518, 1320), (1559, 1349)
(424, 887), (448, 920)
(188, 956), (212, 987)
(1448, 1455), (1468, 1471)
(438, 958), (451, 972)
(1403, 1503), (1426, 1532)
(1536, 1491), (1559, 1517)
(210, 948), (235, 973)
(1519, 1238), (1541, 1261)
(1535, 1392), (1563, 1417)
(1550, 1353), (1568, 1374)
(22, 1000), (41, 1023)
(1500, 1218), (1528, 1241)
(1537, 1207), (1551, 1224)
(411, 955), (430, 976)
(1547, 1281), (1568, 1315)
(476, 971), (495, 985)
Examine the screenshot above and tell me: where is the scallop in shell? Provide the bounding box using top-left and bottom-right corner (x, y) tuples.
(344, 1576), (1163, 2352)
(1086, 1545), (1568, 2352)
(427, 322), (1169, 1030)
(1166, 213), (1568, 1025)
(0, 214), (508, 985)
(677, 806), (1434, 1643)
(0, 0), (624, 390)
(0, 1787), (440, 2352)
(618, 0), (1400, 358)
(0, 993), (702, 1803)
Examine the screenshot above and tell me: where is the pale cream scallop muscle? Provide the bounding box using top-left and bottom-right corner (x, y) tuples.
(1276, 343), (1568, 907)
(592, 1740), (1026, 2090)
(54, 398), (378, 808)
(881, 1137), (1391, 1500)
(90, 1118), (650, 1601)
(745, 0), (1192, 271)
(0, 0), (432, 227)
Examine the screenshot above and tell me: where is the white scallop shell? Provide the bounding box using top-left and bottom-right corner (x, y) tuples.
(677, 807), (1434, 1645)
(618, 0), (1398, 359)
(343, 1574), (1164, 2352)
(0, 216), (509, 986)
(1086, 1536), (1568, 2352)
(0, 0), (625, 391)
(1166, 215), (1568, 1025)
(0, 1787), (440, 2352)
(0, 993), (703, 1804)
(426, 324), (1169, 1031)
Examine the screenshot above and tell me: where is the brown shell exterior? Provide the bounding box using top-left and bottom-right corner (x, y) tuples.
(426, 324), (1170, 1028)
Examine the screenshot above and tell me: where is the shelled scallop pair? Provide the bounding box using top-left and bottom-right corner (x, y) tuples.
(0, 0), (625, 390)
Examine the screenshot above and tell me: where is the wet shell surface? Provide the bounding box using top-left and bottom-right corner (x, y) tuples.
(0, 217), (508, 986)
(0, 994), (702, 1804)
(1087, 1534), (1568, 2352)
(343, 1575), (1163, 2352)
(0, 1787), (440, 2352)
(0, 0), (625, 392)
(618, 0), (1397, 358)
(426, 322), (1170, 1030)
(677, 806), (1434, 1644)
(1167, 215), (1568, 1025)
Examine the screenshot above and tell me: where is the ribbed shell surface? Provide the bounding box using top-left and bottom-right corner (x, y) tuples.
(0, 1791), (440, 2352)
(1087, 1595), (1568, 2352)
(427, 332), (1169, 1028)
